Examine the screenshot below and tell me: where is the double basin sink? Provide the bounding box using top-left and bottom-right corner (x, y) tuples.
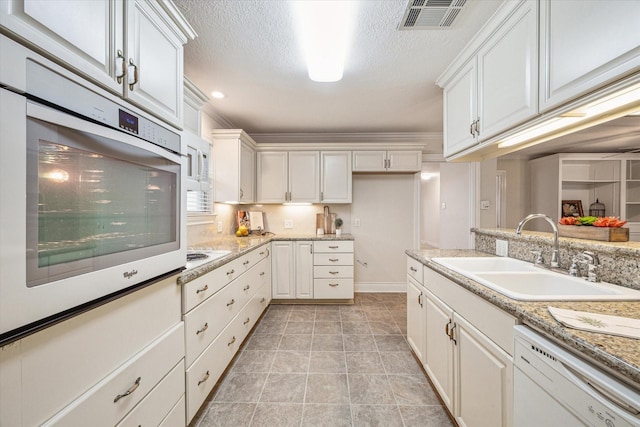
(431, 257), (640, 301)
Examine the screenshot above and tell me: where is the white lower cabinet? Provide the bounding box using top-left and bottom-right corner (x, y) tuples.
(313, 240), (354, 300)
(182, 245), (271, 423)
(0, 274), (184, 427)
(271, 241), (313, 299)
(416, 262), (516, 427)
(406, 276), (426, 363)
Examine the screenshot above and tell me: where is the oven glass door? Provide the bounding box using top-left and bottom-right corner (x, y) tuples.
(26, 107), (180, 287)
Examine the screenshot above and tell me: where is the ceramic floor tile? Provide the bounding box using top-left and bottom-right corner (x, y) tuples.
(399, 405), (454, 427)
(232, 350), (276, 373)
(271, 351), (311, 373)
(250, 403), (303, 427)
(365, 310), (394, 323)
(388, 375), (439, 405)
(315, 310), (341, 321)
(305, 373), (350, 404)
(262, 309), (290, 322)
(278, 334), (313, 351)
(301, 404), (352, 427)
(196, 402), (256, 427)
(254, 320), (286, 335)
(213, 372), (268, 403)
(245, 334), (282, 351)
(260, 373), (307, 403)
(343, 334), (377, 352)
(348, 374), (395, 404)
(351, 404), (404, 427)
(374, 335), (409, 352)
(368, 321), (402, 335)
(345, 351), (385, 374)
(380, 351), (424, 375)
(314, 321), (343, 334)
(284, 321), (314, 335)
(340, 310), (368, 321)
(309, 351), (347, 373)
(288, 310), (316, 322)
(311, 334), (344, 351)
(341, 321), (371, 335)
(315, 305), (340, 312)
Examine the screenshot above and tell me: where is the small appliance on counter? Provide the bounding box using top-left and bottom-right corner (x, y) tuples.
(317, 206), (336, 234)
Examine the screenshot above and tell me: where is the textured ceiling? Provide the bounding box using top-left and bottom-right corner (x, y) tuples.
(174, 0), (502, 135)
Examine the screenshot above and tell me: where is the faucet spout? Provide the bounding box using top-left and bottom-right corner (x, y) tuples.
(515, 213), (560, 268)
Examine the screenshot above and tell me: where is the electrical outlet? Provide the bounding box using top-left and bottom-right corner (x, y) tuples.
(480, 200), (491, 210)
(441, 202), (446, 210)
(284, 219), (293, 229)
(217, 221), (223, 233)
(496, 239), (509, 257)
(354, 218), (361, 227)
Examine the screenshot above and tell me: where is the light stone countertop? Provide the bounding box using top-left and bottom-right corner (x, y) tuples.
(406, 248), (640, 389)
(178, 233), (354, 285)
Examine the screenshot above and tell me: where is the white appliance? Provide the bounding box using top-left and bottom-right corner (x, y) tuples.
(0, 35), (186, 342)
(514, 325), (640, 427)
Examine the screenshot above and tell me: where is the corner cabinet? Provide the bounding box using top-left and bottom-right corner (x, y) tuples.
(352, 150), (422, 172)
(406, 258), (516, 427)
(440, 0), (538, 158)
(212, 130), (256, 203)
(539, 0), (640, 112)
(0, 0), (195, 128)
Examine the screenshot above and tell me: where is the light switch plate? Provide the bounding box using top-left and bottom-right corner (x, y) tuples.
(284, 219), (293, 229)
(480, 200), (491, 210)
(496, 239), (508, 257)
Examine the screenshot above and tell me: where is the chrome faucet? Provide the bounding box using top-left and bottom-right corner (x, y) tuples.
(580, 251), (601, 283)
(515, 214), (560, 268)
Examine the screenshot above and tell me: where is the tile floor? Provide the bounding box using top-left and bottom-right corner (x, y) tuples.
(190, 293), (454, 427)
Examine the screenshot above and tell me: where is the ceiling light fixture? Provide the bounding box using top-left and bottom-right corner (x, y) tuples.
(292, 1), (358, 83)
(211, 91), (225, 99)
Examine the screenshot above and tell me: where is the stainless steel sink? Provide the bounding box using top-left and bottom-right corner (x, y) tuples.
(431, 257), (640, 301)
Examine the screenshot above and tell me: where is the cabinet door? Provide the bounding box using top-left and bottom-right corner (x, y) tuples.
(271, 242), (294, 299)
(406, 276), (425, 363)
(387, 151), (422, 172)
(424, 290), (454, 412)
(477, 0), (538, 141)
(321, 151), (352, 203)
(289, 151), (320, 203)
(125, 0), (183, 127)
(0, 0), (123, 93)
(454, 313), (513, 427)
(239, 142), (255, 203)
(257, 151), (288, 203)
(183, 130), (210, 192)
(352, 151), (386, 172)
(539, 0), (640, 112)
(295, 241), (314, 299)
(443, 60), (478, 157)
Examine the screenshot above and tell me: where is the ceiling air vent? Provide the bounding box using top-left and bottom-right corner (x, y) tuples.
(399, 0), (467, 30)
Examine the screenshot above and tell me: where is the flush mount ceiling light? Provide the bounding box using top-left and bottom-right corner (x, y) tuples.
(292, 1), (358, 82)
(211, 91), (225, 99)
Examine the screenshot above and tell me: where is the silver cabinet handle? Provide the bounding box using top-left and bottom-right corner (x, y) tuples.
(196, 323), (209, 335)
(127, 58), (138, 91)
(243, 260), (250, 266)
(409, 266), (417, 273)
(243, 317), (250, 325)
(240, 189), (244, 198)
(260, 271), (265, 276)
(266, 248), (270, 257)
(196, 285), (209, 294)
(227, 299), (235, 307)
(329, 258), (339, 262)
(470, 121), (474, 136)
(227, 269), (235, 276)
(228, 336), (236, 346)
(243, 285), (251, 291)
(329, 245), (339, 249)
(329, 271), (339, 275)
(260, 297), (266, 304)
(198, 371), (210, 386)
(114, 377), (141, 403)
(259, 251), (265, 255)
(329, 283), (339, 287)
(115, 49), (126, 83)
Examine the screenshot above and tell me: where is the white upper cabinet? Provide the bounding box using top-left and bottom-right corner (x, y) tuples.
(539, 0), (640, 112)
(183, 131), (210, 192)
(257, 151), (320, 203)
(320, 151), (352, 203)
(352, 150), (422, 172)
(441, 0), (538, 157)
(0, 0), (195, 128)
(212, 130), (256, 203)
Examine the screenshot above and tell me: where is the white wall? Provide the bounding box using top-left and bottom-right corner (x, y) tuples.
(420, 163), (441, 248)
(497, 158), (530, 228)
(351, 174), (416, 292)
(478, 158), (498, 228)
(439, 162), (475, 249)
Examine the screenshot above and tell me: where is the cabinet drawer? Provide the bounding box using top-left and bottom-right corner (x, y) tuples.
(239, 245), (270, 274)
(185, 292), (265, 423)
(314, 253), (354, 266)
(159, 395), (185, 427)
(116, 360), (184, 427)
(43, 323), (184, 426)
(424, 267), (516, 355)
(407, 257), (423, 283)
(314, 279), (354, 299)
(313, 265), (353, 279)
(18, 275), (181, 427)
(314, 240), (354, 253)
(184, 274), (244, 367)
(183, 257), (241, 313)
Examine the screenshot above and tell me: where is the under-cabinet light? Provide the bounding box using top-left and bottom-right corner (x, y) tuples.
(292, 1), (358, 82)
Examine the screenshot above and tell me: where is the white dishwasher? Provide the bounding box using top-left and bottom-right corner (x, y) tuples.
(514, 326), (640, 427)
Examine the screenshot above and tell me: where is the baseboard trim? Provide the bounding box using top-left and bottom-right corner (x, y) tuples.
(355, 282), (407, 293)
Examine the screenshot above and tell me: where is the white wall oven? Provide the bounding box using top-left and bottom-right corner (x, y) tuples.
(0, 35), (185, 342)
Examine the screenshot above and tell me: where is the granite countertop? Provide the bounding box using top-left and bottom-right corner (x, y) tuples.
(406, 248), (640, 389)
(178, 233), (354, 285)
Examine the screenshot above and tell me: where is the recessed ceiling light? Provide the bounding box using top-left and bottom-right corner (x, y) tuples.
(211, 91), (225, 99)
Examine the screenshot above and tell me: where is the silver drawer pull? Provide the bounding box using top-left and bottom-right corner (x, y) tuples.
(114, 377), (141, 403)
(196, 285), (209, 294)
(409, 266), (417, 273)
(227, 299), (235, 307)
(243, 260), (250, 266)
(198, 371), (210, 386)
(259, 251), (265, 255)
(243, 317), (251, 325)
(329, 258), (339, 262)
(243, 285), (251, 291)
(196, 323), (209, 335)
(329, 283), (339, 287)
(228, 336), (236, 346)
(260, 297), (266, 304)
(329, 271), (339, 275)
(260, 271), (265, 276)
(329, 245), (339, 249)
(227, 269), (235, 276)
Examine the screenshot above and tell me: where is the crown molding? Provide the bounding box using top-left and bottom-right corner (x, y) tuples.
(202, 103), (237, 130)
